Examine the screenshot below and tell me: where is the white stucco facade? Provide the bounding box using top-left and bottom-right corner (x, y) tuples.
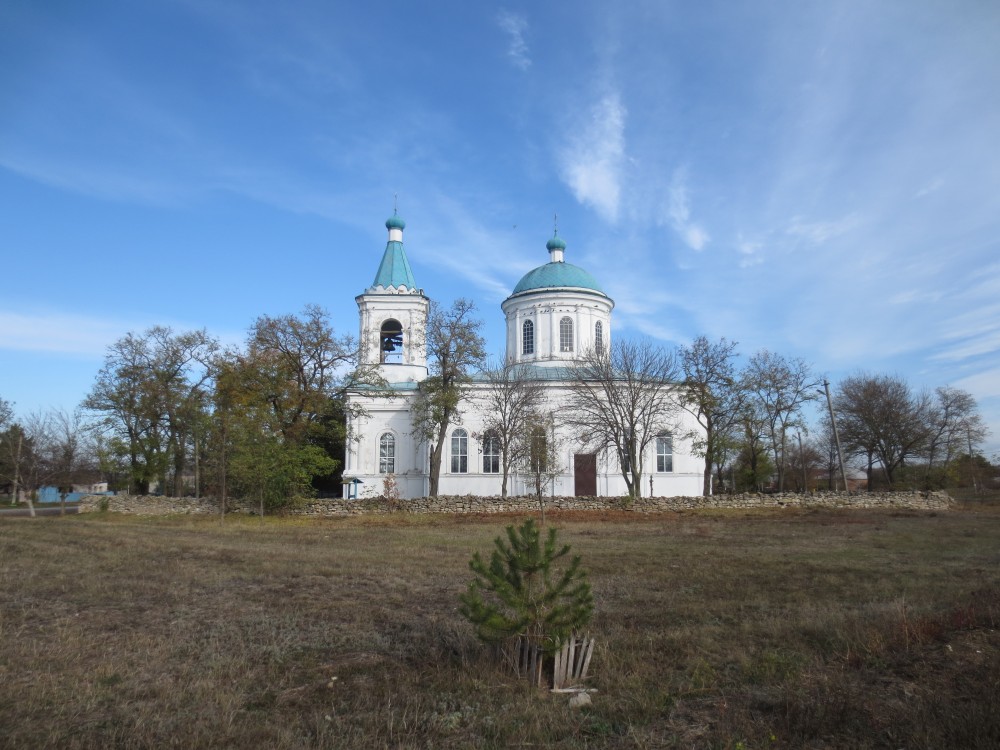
(343, 217), (705, 499)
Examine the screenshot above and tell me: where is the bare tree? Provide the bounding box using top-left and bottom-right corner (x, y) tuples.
(785, 432), (825, 492)
(924, 386), (988, 481)
(512, 412), (564, 524)
(834, 373), (932, 488)
(565, 339), (683, 500)
(743, 350), (820, 491)
(0, 397), (13, 504)
(731, 397), (773, 492)
(815, 413), (845, 490)
(46, 408), (89, 515)
(0, 397), (12, 431)
(412, 299), (486, 496)
(476, 358), (545, 497)
(679, 336), (747, 496)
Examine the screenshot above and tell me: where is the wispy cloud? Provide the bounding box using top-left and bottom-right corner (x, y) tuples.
(954, 367), (1000, 400)
(0, 311), (131, 356)
(408, 192), (536, 302)
(0, 310), (243, 356)
(666, 169), (710, 251)
(559, 93), (627, 224)
(914, 178), (944, 199)
(737, 236), (764, 268)
(496, 10), (531, 71)
(0, 152), (190, 207)
(786, 214), (859, 244)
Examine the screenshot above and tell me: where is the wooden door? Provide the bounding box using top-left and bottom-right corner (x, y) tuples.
(574, 453), (597, 497)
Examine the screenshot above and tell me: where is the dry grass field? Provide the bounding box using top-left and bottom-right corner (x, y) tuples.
(2, 501), (999, 749)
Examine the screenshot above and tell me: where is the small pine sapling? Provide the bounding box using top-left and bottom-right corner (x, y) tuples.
(459, 518), (593, 656)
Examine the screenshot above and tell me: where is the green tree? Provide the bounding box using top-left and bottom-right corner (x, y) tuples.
(412, 299), (486, 496)
(459, 518), (593, 656)
(0, 412), (51, 515)
(0, 423), (33, 511)
(211, 350), (336, 515)
(207, 306), (373, 511)
(83, 327), (217, 495)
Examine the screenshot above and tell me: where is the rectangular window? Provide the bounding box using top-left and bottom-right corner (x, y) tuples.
(483, 434), (500, 473)
(656, 434), (673, 473)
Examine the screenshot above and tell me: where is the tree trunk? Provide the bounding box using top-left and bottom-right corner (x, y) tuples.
(778, 429), (787, 492)
(219, 422), (227, 522)
(702, 430), (714, 496)
(429, 431), (446, 497)
(172, 437), (185, 497)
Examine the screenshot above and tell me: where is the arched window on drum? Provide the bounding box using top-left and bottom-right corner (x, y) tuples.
(559, 317), (574, 352)
(522, 319), (534, 356)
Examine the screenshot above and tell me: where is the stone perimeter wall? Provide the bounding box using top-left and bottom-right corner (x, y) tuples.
(78, 490), (954, 517)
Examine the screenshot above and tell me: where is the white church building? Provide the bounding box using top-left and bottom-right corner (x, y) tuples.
(343, 213), (705, 499)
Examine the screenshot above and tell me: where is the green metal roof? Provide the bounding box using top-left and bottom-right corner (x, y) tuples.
(511, 261), (605, 295)
(371, 240), (417, 290)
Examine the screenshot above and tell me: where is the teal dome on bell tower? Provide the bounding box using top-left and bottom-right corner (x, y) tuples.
(369, 211), (417, 291)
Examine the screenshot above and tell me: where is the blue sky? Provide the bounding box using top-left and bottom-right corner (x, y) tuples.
(2, 1), (999, 456)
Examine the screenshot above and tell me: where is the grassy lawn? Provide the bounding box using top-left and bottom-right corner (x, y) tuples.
(1, 502), (998, 749)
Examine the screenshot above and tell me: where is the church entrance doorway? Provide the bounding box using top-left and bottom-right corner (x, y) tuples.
(574, 454), (597, 496)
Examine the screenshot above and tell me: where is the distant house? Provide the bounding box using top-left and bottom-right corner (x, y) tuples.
(36, 483), (111, 503)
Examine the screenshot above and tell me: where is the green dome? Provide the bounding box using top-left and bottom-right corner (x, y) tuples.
(386, 213), (406, 230)
(546, 234), (567, 251)
(511, 261), (605, 295)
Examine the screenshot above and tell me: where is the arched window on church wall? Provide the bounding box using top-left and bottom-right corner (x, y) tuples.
(559, 317), (574, 352)
(595, 321), (604, 354)
(379, 433), (396, 473)
(379, 319), (404, 364)
(451, 428), (468, 473)
(522, 319), (534, 355)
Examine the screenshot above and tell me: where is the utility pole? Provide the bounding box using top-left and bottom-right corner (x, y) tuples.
(822, 380), (850, 492)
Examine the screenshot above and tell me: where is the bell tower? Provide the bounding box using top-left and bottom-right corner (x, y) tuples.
(356, 212), (429, 383)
